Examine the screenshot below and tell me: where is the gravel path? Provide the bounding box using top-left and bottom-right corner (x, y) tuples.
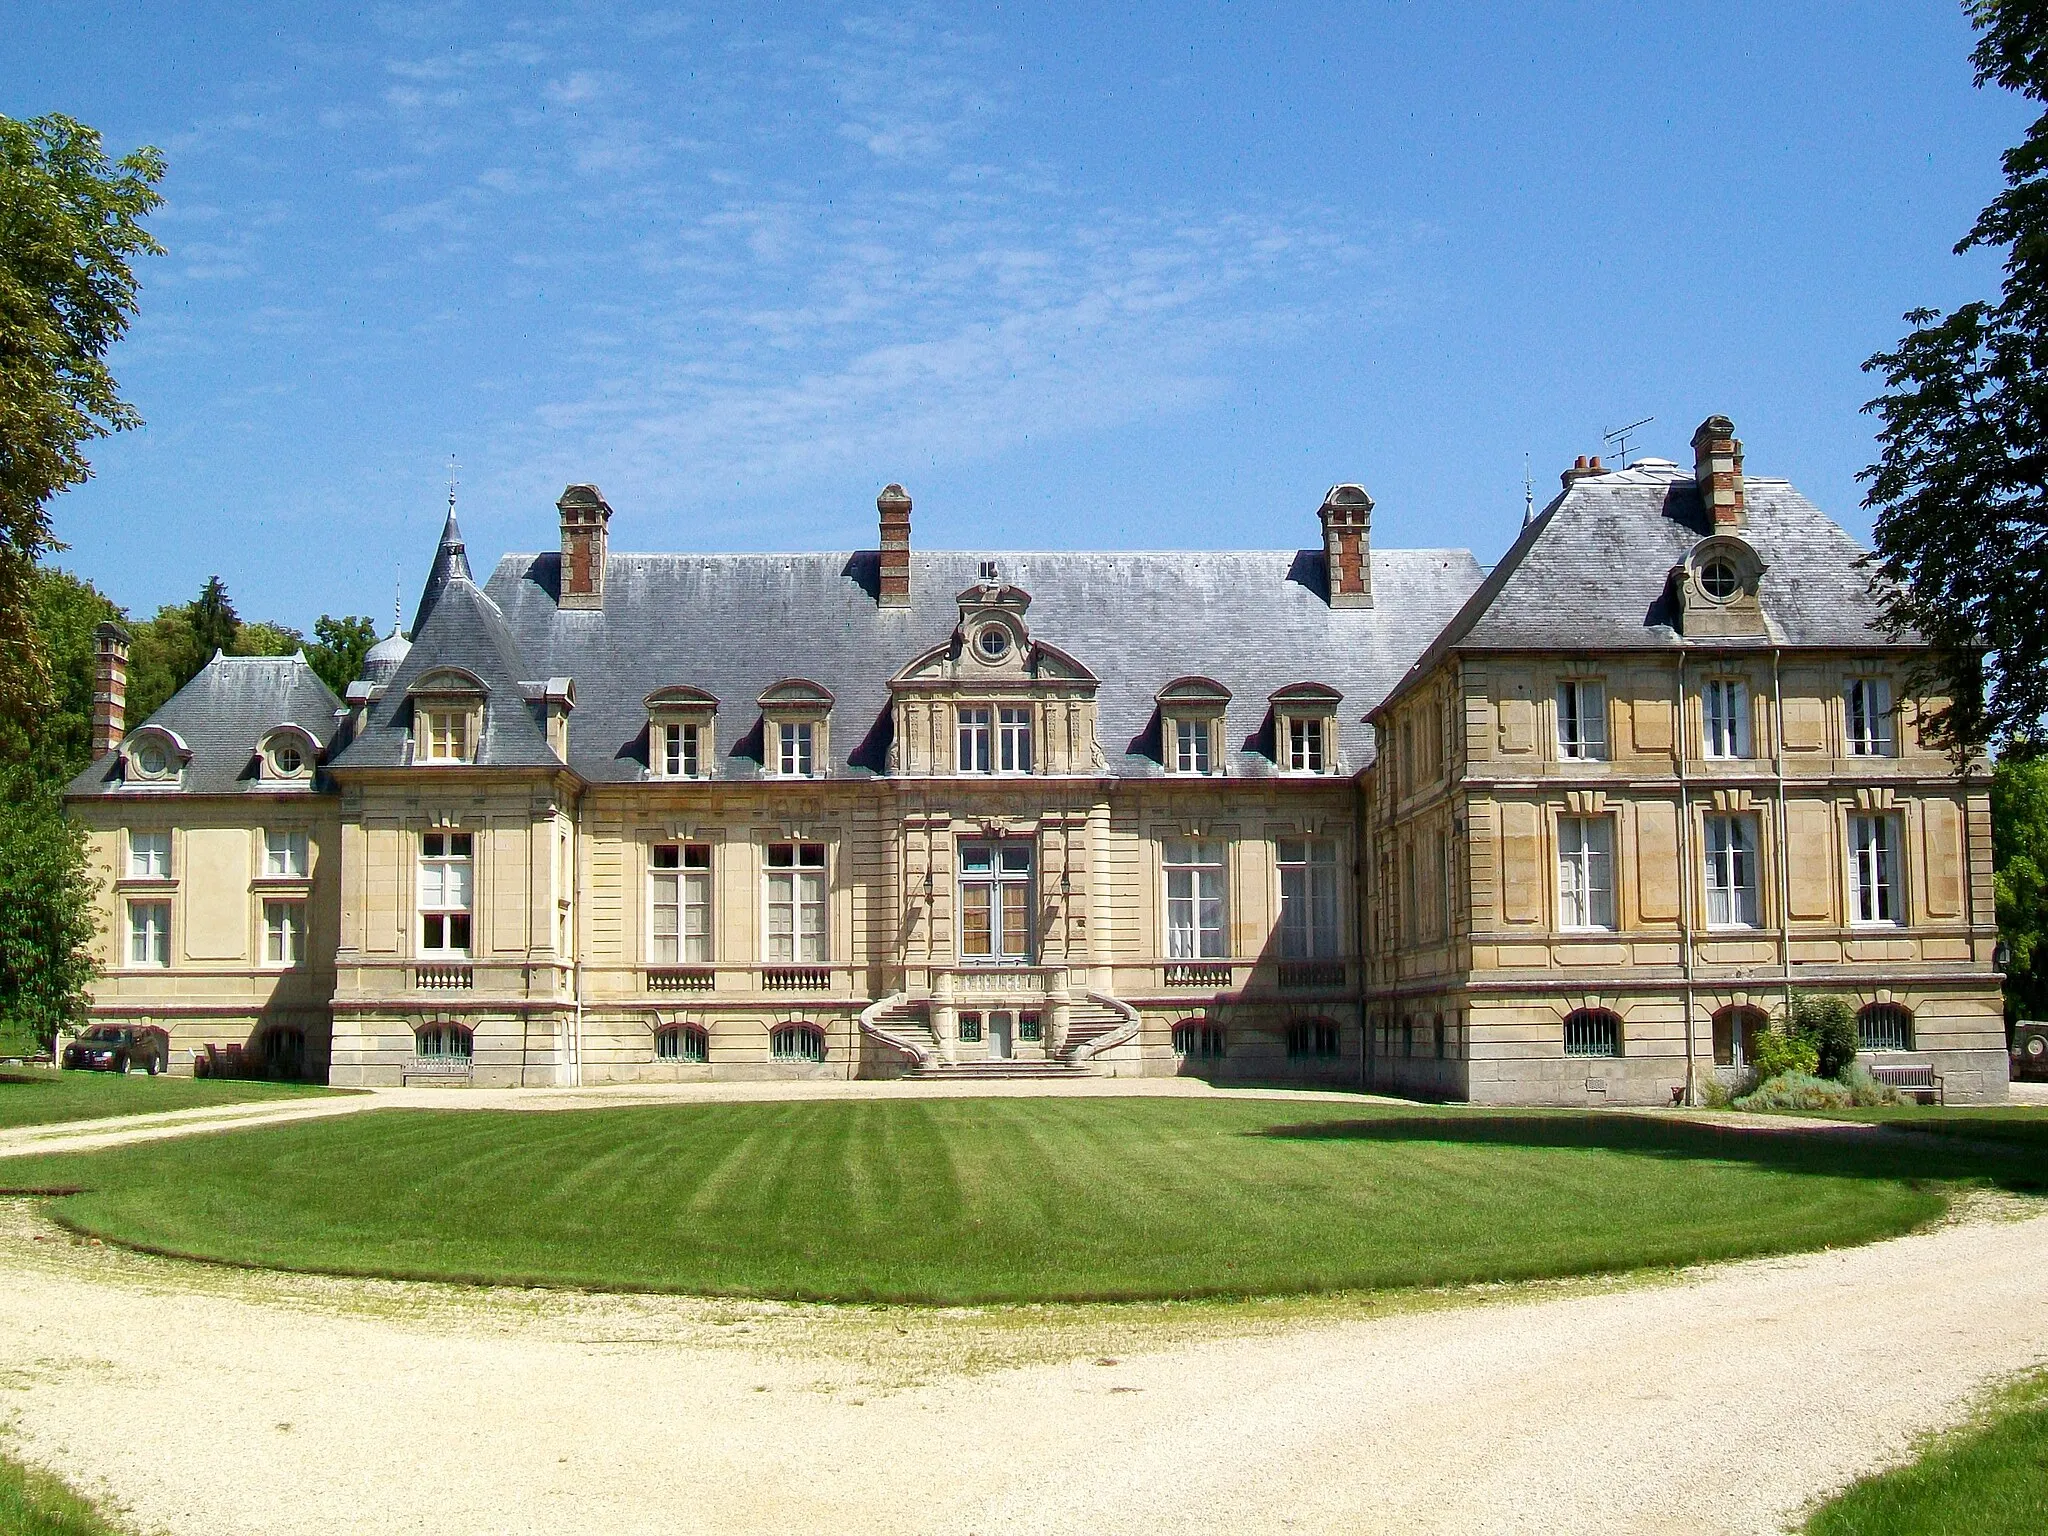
(2, 1192), (2044, 1535)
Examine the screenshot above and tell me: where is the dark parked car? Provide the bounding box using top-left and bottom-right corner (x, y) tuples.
(61, 1025), (169, 1075)
(2014, 1021), (2048, 1083)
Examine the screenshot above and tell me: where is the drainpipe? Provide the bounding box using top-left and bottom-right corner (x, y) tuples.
(571, 805), (585, 1088)
(1676, 651), (1697, 1106)
(1774, 649), (1794, 1024)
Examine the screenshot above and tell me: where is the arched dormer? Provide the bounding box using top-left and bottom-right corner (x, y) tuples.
(645, 685), (719, 780)
(122, 725), (191, 787)
(257, 723), (322, 785)
(1673, 535), (1769, 639)
(758, 679), (833, 779)
(407, 668), (487, 765)
(1269, 682), (1344, 775)
(886, 573), (1102, 777)
(1157, 677), (1232, 776)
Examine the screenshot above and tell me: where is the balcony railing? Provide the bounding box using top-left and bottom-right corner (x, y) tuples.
(404, 1053), (473, 1082)
(1277, 961), (1346, 990)
(414, 964), (474, 991)
(1164, 963), (1234, 988)
(763, 966), (833, 992)
(647, 967), (716, 994)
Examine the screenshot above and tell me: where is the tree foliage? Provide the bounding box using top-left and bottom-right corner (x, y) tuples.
(1993, 749), (2048, 1019)
(0, 767), (99, 1051)
(1862, 1), (2048, 752)
(0, 113), (163, 738)
(305, 614), (378, 698)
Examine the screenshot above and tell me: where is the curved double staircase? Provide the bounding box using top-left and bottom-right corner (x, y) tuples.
(858, 990), (1140, 1080)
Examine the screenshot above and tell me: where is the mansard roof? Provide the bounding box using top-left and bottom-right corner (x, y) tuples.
(473, 547), (1481, 782)
(1377, 460), (1918, 719)
(68, 652), (344, 797)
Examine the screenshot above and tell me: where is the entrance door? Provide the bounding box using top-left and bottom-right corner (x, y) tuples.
(989, 1011), (1014, 1060)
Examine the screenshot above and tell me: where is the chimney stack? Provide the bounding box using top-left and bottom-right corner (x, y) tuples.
(1692, 416), (1745, 529)
(877, 484), (911, 609)
(1560, 454), (1611, 490)
(1319, 484), (1375, 609)
(93, 621), (130, 756)
(557, 484), (614, 610)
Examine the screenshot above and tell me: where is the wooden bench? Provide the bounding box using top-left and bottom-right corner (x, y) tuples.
(1867, 1062), (1945, 1105)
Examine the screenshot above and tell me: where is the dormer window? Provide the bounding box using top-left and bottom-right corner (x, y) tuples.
(1676, 536), (1768, 638)
(259, 726), (320, 784)
(407, 669), (487, 766)
(1158, 678), (1230, 777)
(1269, 683), (1342, 776)
(758, 680), (833, 778)
(123, 726), (190, 786)
(645, 686), (718, 780)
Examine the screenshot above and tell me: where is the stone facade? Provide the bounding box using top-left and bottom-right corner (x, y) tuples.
(66, 419), (2009, 1102)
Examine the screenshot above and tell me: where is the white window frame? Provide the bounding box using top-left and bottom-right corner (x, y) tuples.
(656, 720), (703, 779)
(1848, 813), (1903, 925)
(264, 828), (309, 878)
(1277, 838), (1341, 959)
(263, 899), (308, 967)
(1846, 679), (1895, 757)
(417, 830), (474, 957)
(1172, 717), (1214, 775)
(957, 840), (1034, 963)
(764, 842), (828, 963)
(127, 899), (170, 967)
(649, 843), (712, 964)
(128, 830), (171, 879)
(776, 720), (815, 778)
(1286, 716), (1327, 774)
(998, 706), (1033, 774)
(1556, 681), (1607, 761)
(1556, 815), (1615, 930)
(1164, 838), (1229, 959)
(957, 707), (991, 773)
(420, 707), (473, 764)
(1703, 813), (1760, 929)
(1703, 679), (1752, 760)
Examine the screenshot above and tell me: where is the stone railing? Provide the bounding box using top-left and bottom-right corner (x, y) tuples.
(1163, 962), (1233, 988)
(762, 966), (833, 992)
(413, 964), (474, 991)
(858, 991), (935, 1069)
(1277, 961), (1346, 990)
(646, 967), (716, 994)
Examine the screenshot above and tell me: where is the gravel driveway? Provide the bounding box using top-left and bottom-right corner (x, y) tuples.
(2, 1189), (2044, 1535)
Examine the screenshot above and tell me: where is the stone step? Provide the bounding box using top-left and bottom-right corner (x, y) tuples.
(908, 1060), (1085, 1080)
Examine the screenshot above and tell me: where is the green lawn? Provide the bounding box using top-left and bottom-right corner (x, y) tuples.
(0, 1070), (340, 1132)
(1808, 1370), (2048, 1535)
(0, 1451), (127, 1536)
(6, 1100), (2037, 1303)
(1785, 1105), (2048, 1150)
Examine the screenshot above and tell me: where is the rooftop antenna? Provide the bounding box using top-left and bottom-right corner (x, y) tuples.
(1523, 453), (1534, 527)
(1603, 415), (1654, 469)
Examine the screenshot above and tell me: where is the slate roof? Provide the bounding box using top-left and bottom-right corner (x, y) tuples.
(1375, 460), (1919, 717)
(332, 543), (1484, 782)
(68, 653), (344, 797)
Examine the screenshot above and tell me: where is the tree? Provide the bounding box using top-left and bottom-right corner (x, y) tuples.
(1861, 1), (2048, 753)
(188, 574), (239, 659)
(1993, 749), (2048, 1019)
(0, 114), (163, 737)
(233, 620), (303, 658)
(305, 614), (378, 697)
(0, 565), (120, 783)
(0, 768), (99, 1053)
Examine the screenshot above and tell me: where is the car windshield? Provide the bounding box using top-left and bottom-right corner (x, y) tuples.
(85, 1027), (125, 1042)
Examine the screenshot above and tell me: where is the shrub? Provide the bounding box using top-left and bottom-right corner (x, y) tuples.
(1733, 1072), (1854, 1112)
(1839, 1062), (1904, 1108)
(1749, 1027), (1819, 1081)
(1787, 993), (1860, 1080)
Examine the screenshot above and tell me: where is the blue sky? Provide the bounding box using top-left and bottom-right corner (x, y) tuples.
(8, 2), (2033, 633)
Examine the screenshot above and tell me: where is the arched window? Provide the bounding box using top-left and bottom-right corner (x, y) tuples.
(1712, 1005), (1768, 1068)
(1286, 1019), (1341, 1059)
(1858, 1003), (1914, 1053)
(771, 1023), (825, 1062)
(656, 1024), (709, 1063)
(1171, 1020), (1227, 1059)
(1562, 1008), (1622, 1058)
(261, 1024), (307, 1078)
(416, 1023), (473, 1060)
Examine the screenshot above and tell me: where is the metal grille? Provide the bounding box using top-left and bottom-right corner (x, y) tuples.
(1562, 1009), (1621, 1058)
(1858, 1003), (1913, 1053)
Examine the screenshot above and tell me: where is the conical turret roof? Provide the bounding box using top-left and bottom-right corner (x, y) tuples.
(411, 507), (473, 638)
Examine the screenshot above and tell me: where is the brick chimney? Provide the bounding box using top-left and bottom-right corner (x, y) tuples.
(1692, 416), (1745, 529)
(557, 484), (614, 610)
(93, 621), (130, 756)
(1559, 454), (1610, 489)
(877, 484), (911, 609)
(1319, 484), (1374, 610)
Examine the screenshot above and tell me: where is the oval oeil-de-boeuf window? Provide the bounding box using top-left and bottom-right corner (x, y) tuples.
(977, 625), (1010, 660)
(1700, 559), (1740, 600)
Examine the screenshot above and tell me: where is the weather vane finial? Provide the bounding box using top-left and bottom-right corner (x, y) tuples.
(447, 454), (459, 515)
